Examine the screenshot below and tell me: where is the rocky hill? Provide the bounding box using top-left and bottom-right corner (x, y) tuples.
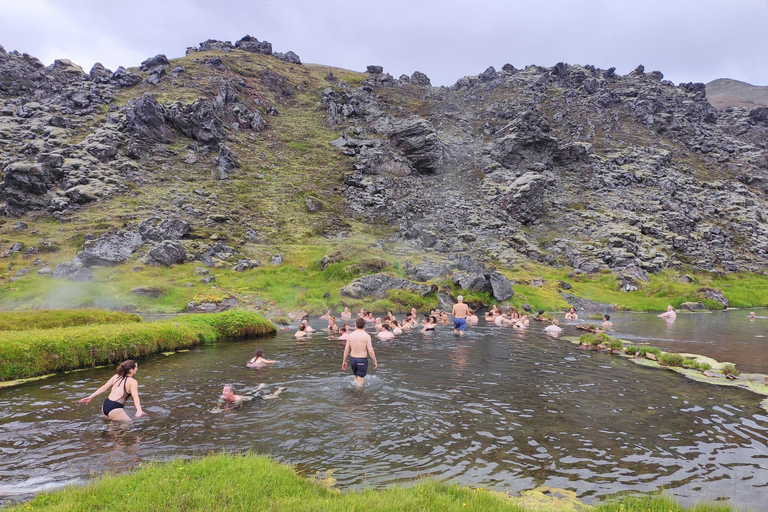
(1, 37), (767, 306)
(706, 78), (768, 109)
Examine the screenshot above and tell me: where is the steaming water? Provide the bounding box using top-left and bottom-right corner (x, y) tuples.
(2, 311), (768, 509)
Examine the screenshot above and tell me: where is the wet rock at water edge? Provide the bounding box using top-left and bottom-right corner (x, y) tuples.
(681, 301), (705, 311)
(186, 297), (238, 313)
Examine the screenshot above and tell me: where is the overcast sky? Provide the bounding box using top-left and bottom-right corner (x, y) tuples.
(1, 0), (766, 87)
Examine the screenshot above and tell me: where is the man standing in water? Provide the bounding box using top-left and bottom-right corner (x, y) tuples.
(342, 317), (378, 386)
(452, 295), (470, 336)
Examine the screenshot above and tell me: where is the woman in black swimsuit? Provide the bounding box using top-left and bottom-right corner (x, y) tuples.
(78, 360), (146, 421)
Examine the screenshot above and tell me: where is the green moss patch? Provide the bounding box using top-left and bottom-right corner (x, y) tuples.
(0, 311), (275, 382)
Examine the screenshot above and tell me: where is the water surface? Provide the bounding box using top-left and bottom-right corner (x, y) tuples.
(2, 314), (768, 509)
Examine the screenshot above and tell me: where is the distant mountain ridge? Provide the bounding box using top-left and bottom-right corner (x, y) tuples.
(706, 78), (768, 109)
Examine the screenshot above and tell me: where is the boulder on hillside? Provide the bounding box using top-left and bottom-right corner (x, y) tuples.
(487, 270), (514, 301)
(138, 217), (190, 242)
(75, 230), (143, 266)
(451, 271), (492, 292)
(145, 241), (186, 266)
(701, 288), (729, 308)
(490, 109), (559, 170)
(341, 273), (437, 299)
(235, 35), (272, 54)
(274, 51), (301, 64)
(52, 261), (93, 281)
(410, 71), (431, 86)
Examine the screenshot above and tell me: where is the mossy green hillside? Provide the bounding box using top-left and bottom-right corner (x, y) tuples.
(0, 310), (275, 381)
(10, 453), (735, 512)
(0, 309), (140, 331)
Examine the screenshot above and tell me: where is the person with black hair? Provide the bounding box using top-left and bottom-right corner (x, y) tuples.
(603, 314), (613, 329)
(78, 360), (146, 421)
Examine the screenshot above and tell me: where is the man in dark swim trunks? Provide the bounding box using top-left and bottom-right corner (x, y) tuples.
(341, 317), (378, 386)
(452, 295), (470, 336)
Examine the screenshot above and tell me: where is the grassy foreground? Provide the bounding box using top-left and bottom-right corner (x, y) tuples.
(0, 309), (141, 332)
(0, 310), (275, 382)
(8, 454), (734, 512)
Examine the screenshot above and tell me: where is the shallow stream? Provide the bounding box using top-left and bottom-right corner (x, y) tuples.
(1, 310), (767, 509)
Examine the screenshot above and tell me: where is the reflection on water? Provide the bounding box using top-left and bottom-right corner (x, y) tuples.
(594, 309), (768, 373)
(2, 312), (768, 510)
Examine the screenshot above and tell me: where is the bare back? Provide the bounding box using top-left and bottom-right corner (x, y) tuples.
(346, 328), (372, 358)
(452, 302), (469, 319)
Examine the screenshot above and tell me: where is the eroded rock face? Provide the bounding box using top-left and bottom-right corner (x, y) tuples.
(487, 271), (514, 301)
(75, 230), (143, 266)
(493, 171), (554, 225)
(341, 273), (437, 299)
(388, 117), (443, 174)
(0, 162), (64, 216)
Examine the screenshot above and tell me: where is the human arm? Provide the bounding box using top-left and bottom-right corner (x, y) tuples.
(128, 378), (146, 418)
(341, 339), (350, 370)
(367, 337), (377, 369)
(78, 375), (116, 404)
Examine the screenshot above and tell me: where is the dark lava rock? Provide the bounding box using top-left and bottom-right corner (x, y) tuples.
(494, 171), (555, 225)
(367, 65), (384, 74)
(487, 270), (515, 301)
(388, 117), (442, 174)
(89, 62), (112, 83)
(702, 288), (729, 308)
(559, 281), (572, 290)
(217, 143), (239, 179)
(410, 71), (431, 86)
(112, 66), (143, 87)
(140, 54), (169, 74)
(235, 35), (272, 54)
(53, 261), (93, 281)
(187, 297), (237, 313)
(75, 230), (143, 266)
(451, 272), (492, 292)
(234, 258), (261, 271)
(146, 241), (186, 266)
(681, 301), (705, 311)
(342, 273), (437, 299)
(131, 286), (165, 298)
(122, 94), (176, 143)
(274, 51), (301, 64)
(138, 217), (190, 242)
(560, 293), (618, 312)
(0, 161), (64, 216)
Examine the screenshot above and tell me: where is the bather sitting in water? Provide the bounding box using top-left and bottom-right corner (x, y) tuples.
(212, 383), (285, 412)
(658, 305), (676, 320)
(295, 324), (310, 338)
(565, 307), (578, 320)
(247, 349), (278, 368)
(544, 319), (562, 335)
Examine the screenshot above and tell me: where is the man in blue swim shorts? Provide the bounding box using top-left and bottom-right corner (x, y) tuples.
(452, 295), (470, 336)
(341, 317), (378, 386)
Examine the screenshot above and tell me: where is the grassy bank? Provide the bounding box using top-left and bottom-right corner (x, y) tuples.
(0, 311), (275, 382)
(8, 454), (734, 512)
(0, 309), (141, 332)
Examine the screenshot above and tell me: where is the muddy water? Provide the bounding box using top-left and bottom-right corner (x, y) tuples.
(2, 314), (768, 509)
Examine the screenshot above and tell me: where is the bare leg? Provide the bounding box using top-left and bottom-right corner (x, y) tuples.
(106, 408), (131, 422)
(354, 376), (365, 386)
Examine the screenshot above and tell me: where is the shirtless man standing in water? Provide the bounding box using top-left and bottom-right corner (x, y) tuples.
(342, 317), (378, 386)
(452, 295), (470, 336)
